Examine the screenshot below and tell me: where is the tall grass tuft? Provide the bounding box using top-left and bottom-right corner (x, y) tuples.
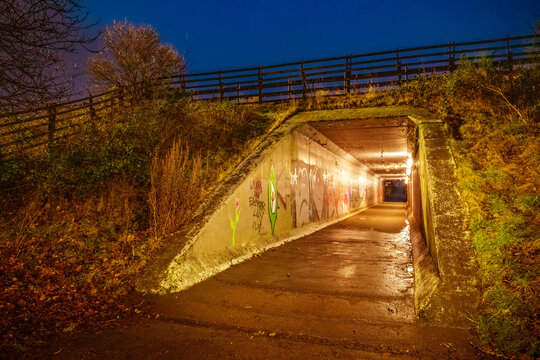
(149, 139), (201, 241)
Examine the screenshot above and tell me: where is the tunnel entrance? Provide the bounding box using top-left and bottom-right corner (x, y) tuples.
(384, 179), (407, 202)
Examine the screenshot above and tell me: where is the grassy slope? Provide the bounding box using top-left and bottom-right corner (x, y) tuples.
(1, 60), (538, 357)
(305, 61), (539, 356)
(0, 95), (284, 354)
(398, 62), (539, 357)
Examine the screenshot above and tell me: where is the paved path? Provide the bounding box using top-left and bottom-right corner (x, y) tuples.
(42, 203), (481, 359)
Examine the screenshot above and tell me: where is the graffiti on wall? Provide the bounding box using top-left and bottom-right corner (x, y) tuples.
(289, 156), (377, 229)
(249, 196), (265, 233)
(268, 166), (278, 234)
(229, 197), (240, 246)
(248, 177), (265, 233)
(250, 178), (262, 198)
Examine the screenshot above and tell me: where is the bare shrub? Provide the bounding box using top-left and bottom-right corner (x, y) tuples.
(0, 0), (95, 111)
(88, 21), (184, 98)
(149, 139), (201, 240)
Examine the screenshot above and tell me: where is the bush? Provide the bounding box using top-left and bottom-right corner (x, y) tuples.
(149, 139), (201, 239)
(0, 96), (274, 355)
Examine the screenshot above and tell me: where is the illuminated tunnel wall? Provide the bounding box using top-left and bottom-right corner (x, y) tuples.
(291, 131), (380, 227)
(160, 126), (381, 292)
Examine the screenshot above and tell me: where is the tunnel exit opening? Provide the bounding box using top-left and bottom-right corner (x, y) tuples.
(383, 179), (407, 202)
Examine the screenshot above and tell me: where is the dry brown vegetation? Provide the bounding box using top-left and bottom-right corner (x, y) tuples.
(0, 96), (273, 355)
(0, 56), (538, 358)
(149, 140), (202, 239)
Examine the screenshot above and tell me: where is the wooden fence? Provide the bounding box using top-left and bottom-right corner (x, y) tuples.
(1, 34), (538, 158)
(174, 34), (538, 102)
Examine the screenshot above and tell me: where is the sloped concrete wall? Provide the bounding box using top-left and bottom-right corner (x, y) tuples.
(158, 126), (380, 293)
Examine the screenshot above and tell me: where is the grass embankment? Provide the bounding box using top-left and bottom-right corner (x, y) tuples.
(1, 59), (537, 357)
(303, 59), (539, 357)
(0, 96), (290, 354)
(399, 61), (539, 357)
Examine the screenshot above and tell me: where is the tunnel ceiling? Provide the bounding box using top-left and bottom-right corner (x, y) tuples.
(311, 117), (410, 178)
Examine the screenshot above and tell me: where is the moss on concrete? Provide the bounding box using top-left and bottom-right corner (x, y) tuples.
(288, 106), (436, 125)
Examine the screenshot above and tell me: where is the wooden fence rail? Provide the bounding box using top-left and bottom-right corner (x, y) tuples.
(0, 34), (538, 158)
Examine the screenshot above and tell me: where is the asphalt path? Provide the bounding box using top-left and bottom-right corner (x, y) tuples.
(40, 203), (481, 359)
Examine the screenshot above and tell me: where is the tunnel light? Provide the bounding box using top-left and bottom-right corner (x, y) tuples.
(405, 155), (412, 176)
(361, 151), (409, 159)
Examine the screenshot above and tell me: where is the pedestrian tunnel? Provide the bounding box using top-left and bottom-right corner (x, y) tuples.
(149, 115), (419, 293)
(143, 109), (477, 326)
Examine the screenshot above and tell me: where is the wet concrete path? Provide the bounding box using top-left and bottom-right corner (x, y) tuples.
(43, 203), (481, 359)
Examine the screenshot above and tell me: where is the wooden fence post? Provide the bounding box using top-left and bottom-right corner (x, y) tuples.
(344, 55), (351, 94)
(236, 84), (241, 103)
(88, 93), (96, 121)
(396, 49), (402, 84)
(448, 42), (456, 73)
(301, 61), (306, 99)
(506, 36), (513, 71)
(219, 70), (224, 101)
(48, 105), (56, 144)
(453, 42), (456, 71)
(258, 66), (263, 104)
(288, 77), (292, 100)
(181, 74), (186, 94)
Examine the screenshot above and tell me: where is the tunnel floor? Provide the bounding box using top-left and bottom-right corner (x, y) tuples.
(41, 203), (480, 359)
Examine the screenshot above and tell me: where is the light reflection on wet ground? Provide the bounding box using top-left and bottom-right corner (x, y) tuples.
(44, 202), (481, 359)
(213, 201), (416, 322)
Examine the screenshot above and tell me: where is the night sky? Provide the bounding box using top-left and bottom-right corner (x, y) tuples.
(82, 0), (539, 74)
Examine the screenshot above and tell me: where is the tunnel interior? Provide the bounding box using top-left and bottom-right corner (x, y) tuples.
(310, 117), (413, 197)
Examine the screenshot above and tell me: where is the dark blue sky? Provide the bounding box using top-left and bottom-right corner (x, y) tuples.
(83, 0), (539, 74)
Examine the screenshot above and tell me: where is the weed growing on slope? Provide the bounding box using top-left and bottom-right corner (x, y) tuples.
(149, 139), (201, 239)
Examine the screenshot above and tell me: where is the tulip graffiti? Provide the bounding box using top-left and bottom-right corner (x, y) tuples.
(229, 197), (240, 246)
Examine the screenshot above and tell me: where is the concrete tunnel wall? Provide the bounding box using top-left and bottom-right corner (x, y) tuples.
(140, 106), (479, 325)
(406, 120), (478, 324)
(159, 127), (381, 293)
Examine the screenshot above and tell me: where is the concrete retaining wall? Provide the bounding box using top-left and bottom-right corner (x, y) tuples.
(158, 125), (380, 293)
(409, 120), (478, 325)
